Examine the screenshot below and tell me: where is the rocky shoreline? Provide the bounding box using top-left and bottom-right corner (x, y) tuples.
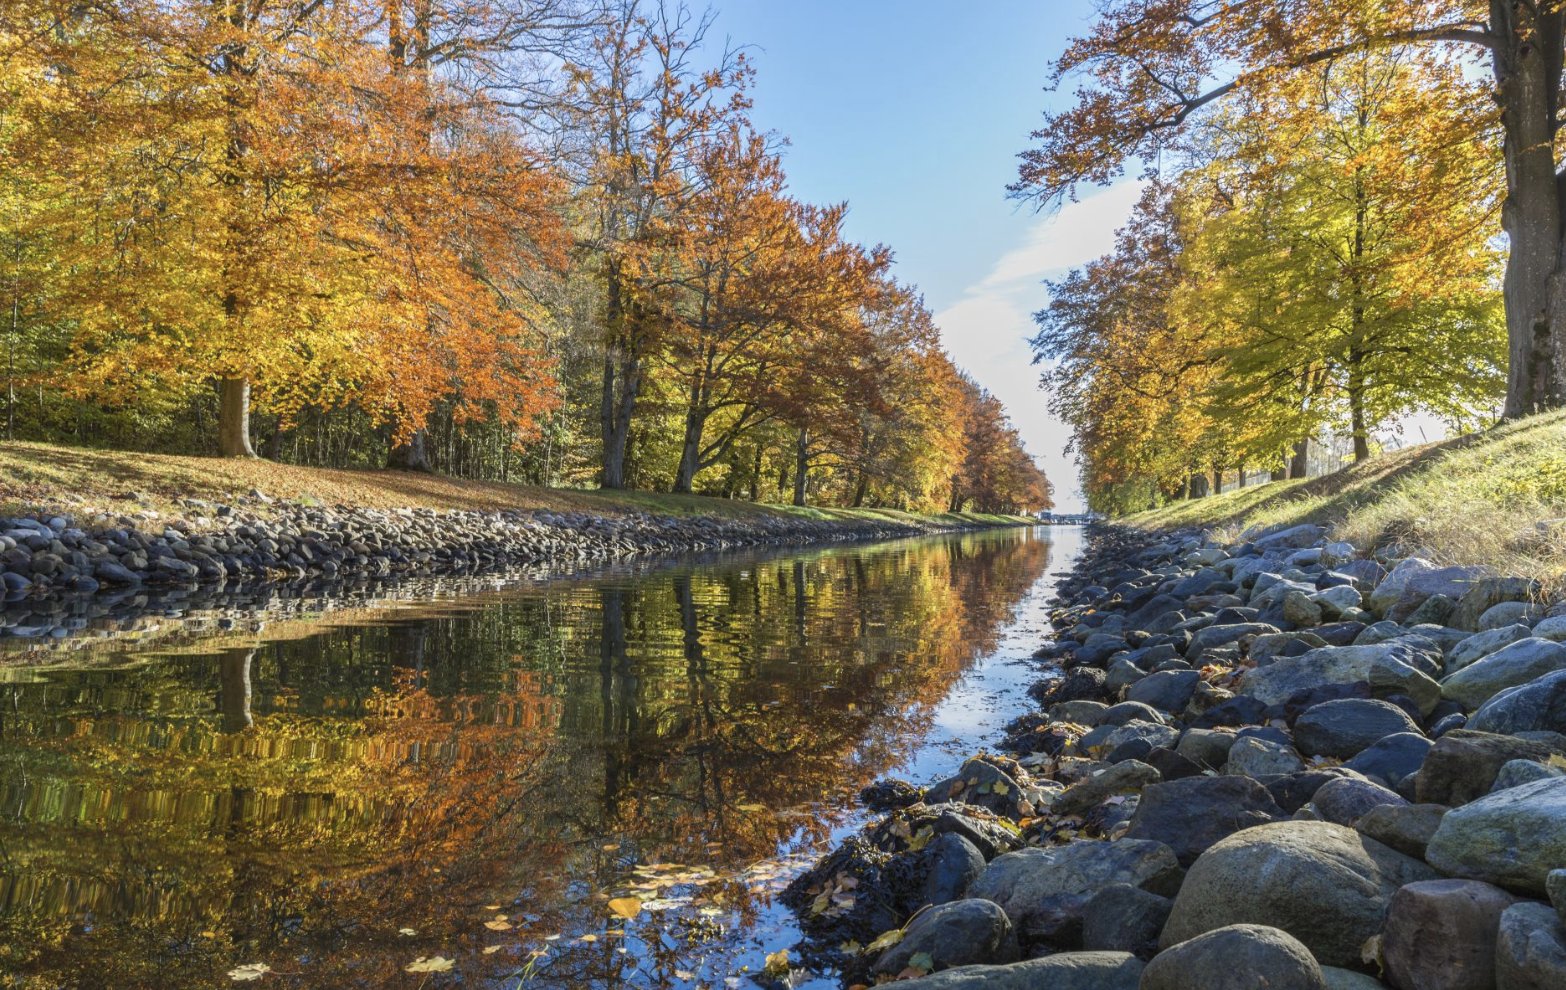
(782, 523), (1566, 989)
(0, 494), (1027, 645)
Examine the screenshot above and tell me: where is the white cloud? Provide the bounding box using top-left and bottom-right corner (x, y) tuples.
(935, 182), (1144, 512)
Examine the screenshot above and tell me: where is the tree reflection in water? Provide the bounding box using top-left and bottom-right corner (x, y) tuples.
(0, 529), (1053, 988)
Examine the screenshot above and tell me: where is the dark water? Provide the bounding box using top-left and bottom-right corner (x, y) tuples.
(0, 525), (1080, 989)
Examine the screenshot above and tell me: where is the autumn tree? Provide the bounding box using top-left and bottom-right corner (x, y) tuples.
(1014, 0), (1566, 418)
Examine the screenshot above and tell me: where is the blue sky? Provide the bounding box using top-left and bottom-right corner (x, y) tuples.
(711, 0), (1134, 511)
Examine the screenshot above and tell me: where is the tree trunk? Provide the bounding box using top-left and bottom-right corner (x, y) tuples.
(749, 445), (762, 502)
(1289, 439), (1309, 479)
(1492, 1), (1566, 416)
(599, 264), (639, 490)
(1212, 467), (1223, 495)
(388, 428), (434, 472)
(218, 377), (256, 457)
(1237, 465), (1247, 488)
(1348, 378), (1371, 462)
(1271, 464), (1287, 482)
(1180, 475), (1191, 500)
(851, 471), (869, 507)
(673, 388), (705, 495)
(791, 428), (809, 506)
(218, 648), (255, 734)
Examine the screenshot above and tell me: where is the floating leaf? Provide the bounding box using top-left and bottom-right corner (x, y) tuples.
(484, 920), (513, 931)
(482, 946), (503, 955)
(578, 934), (599, 943)
(228, 963), (271, 982)
(735, 803), (765, 812)
(397, 927), (418, 937)
(763, 949), (791, 976)
(607, 897), (642, 920)
(405, 956), (454, 974)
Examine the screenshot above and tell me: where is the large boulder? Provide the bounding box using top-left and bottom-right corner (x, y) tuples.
(1160, 820), (1439, 966)
(1188, 622), (1281, 658)
(1382, 879), (1517, 990)
(1051, 760), (1161, 817)
(1224, 735), (1306, 778)
(1425, 776), (1566, 895)
(1344, 732), (1434, 788)
(879, 952), (1145, 990)
(872, 898), (1018, 978)
(1310, 776), (1407, 827)
(1449, 624), (1536, 673)
(1414, 730), (1566, 806)
(1142, 924), (1328, 990)
(1469, 670), (1566, 736)
(1370, 559), (1491, 615)
(1127, 669), (1202, 713)
(1441, 639), (1566, 710)
(966, 839), (1182, 942)
(1354, 803), (1448, 859)
(1495, 901), (1566, 990)
(1238, 645), (1442, 716)
(1294, 698), (1424, 759)
(1253, 524), (1326, 550)
(1125, 775), (1287, 866)
(1450, 577), (1542, 632)
(1080, 883), (1171, 956)
(920, 833), (986, 906)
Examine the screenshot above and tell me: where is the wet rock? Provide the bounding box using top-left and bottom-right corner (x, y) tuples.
(1415, 730), (1566, 806)
(1310, 776), (1407, 826)
(1294, 698), (1423, 759)
(1382, 879), (1517, 990)
(1142, 924), (1327, 990)
(919, 833), (985, 907)
(1160, 820), (1439, 966)
(1125, 775), (1286, 866)
(871, 898), (1018, 978)
(1354, 803), (1447, 859)
(1080, 883), (1171, 956)
(861, 778), (924, 813)
(1441, 639), (1566, 709)
(875, 951), (1144, 990)
(966, 839), (1182, 943)
(1495, 901), (1566, 990)
(1426, 777), (1566, 895)
(927, 758), (1027, 817)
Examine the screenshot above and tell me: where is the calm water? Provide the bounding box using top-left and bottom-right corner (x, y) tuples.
(0, 526), (1080, 989)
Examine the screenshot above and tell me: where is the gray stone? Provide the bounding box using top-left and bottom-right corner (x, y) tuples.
(1492, 759), (1566, 793)
(1239, 645), (1442, 717)
(1142, 924), (1327, 990)
(921, 832), (986, 906)
(1175, 728), (1237, 769)
(1480, 601), (1546, 631)
(1531, 616), (1566, 642)
(880, 952), (1144, 990)
(1080, 883), (1171, 955)
(1127, 670), (1202, 713)
(1284, 590), (1325, 627)
(967, 839), (1183, 941)
(1550, 869), (1566, 929)
(1188, 622), (1281, 658)
(1370, 559), (1492, 615)
(1449, 576), (1542, 631)
(1382, 879), (1517, 990)
(1085, 720), (1181, 757)
(1254, 524), (1326, 550)
(1495, 902), (1566, 990)
(1098, 701), (1167, 727)
(1224, 735), (1306, 778)
(1049, 700), (1110, 726)
(1344, 733), (1434, 788)
(1160, 820), (1440, 966)
(1051, 760), (1161, 817)
(1354, 803), (1447, 859)
(1322, 968), (1389, 990)
(1470, 670), (1566, 736)
(1294, 698), (1423, 759)
(872, 898), (1018, 977)
(1450, 625), (1536, 672)
(1126, 775), (1287, 866)
(1426, 777), (1566, 895)
(1415, 730), (1566, 806)
(1311, 776), (1407, 826)
(1441, 638), (1566, 709)
(1315, 584), (1366, 620)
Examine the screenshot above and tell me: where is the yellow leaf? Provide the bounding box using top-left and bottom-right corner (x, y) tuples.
(484, 920), (513, 931)
(607, 897), (642, 920)
(865, 928), (904, 952)
(405, 956), (454, 974)
(764, 949), (791, 976)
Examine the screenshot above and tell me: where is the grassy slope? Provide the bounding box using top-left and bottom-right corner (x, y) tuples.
(1121, 410), (1566, 581)
(0, 440), (1033, 528)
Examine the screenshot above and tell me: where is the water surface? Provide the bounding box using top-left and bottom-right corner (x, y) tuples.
(0, 526), (1079, 989)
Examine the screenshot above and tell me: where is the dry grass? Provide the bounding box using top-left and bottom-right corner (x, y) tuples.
(0, 440), (1033, 528)
(1122, 410), (1566, 584)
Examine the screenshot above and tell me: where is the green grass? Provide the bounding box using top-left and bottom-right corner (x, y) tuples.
(0, 440), (1035, 531)
(1122, 410), (1566, 584)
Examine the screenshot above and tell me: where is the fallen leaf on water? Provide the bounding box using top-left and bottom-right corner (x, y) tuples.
(578, 934), (599, 943)
(607, 897), (642, 920)
(675, 970), (695, 980)
(735, 803), (765, 812)
(484, 920), (513, 931)
(404, 956), (454, 974)
(397, 928), (417, 937)
(228, 963), (271, 982)
(482, 946), (503, 955)
(763, 949), (790, 976)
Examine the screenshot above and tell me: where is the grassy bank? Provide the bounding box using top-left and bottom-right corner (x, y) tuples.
(1120, 410), (1566, 581)
(0, 440), (1035, 530)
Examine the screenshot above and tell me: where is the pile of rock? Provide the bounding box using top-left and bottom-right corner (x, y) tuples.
(0, 494), (1011, 618)
(783, 523), (1566, 989)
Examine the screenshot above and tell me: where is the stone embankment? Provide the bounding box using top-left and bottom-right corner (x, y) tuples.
(0, 494), (1023, 641)
(783, 523), (1566, 989)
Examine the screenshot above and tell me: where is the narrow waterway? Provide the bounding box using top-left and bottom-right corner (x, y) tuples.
(0, 525), (1082, 989)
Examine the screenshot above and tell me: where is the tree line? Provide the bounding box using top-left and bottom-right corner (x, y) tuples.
(0, 0), (1052, 515)
(1020, 4), (1532, 514)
